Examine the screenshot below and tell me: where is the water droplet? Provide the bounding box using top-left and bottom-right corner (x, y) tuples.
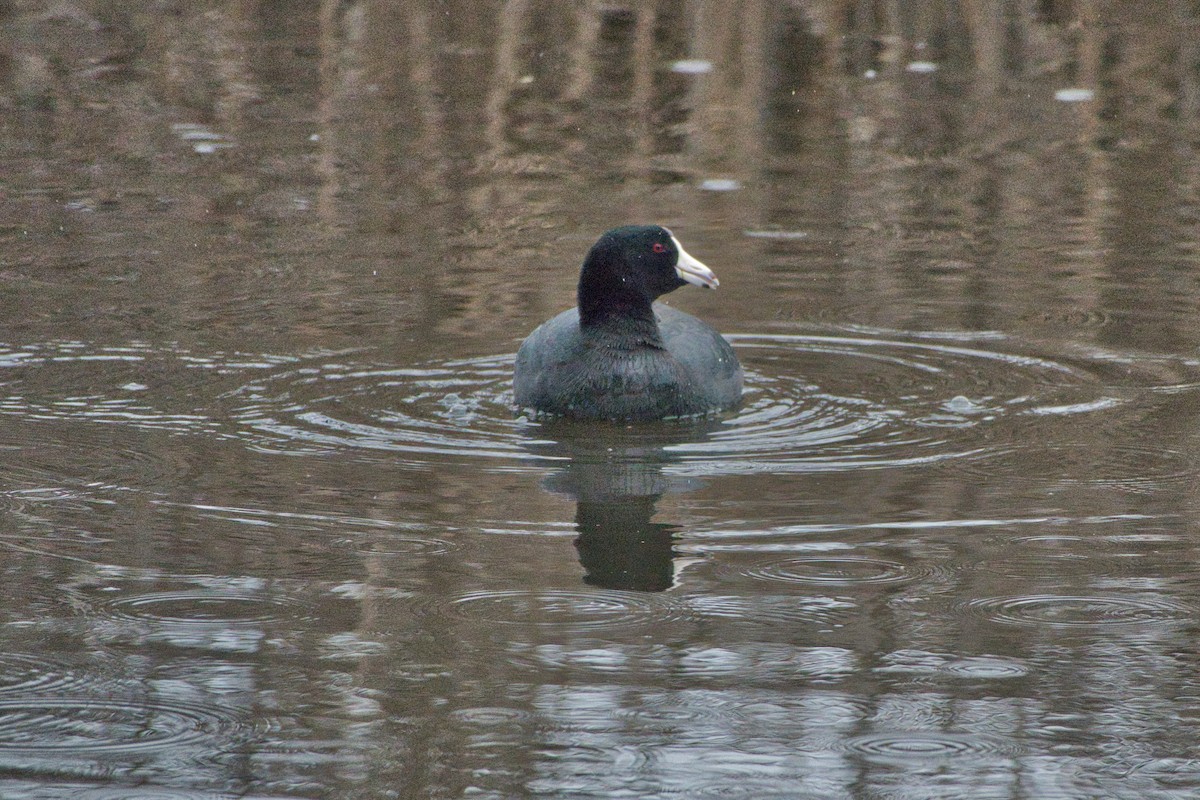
(699, 178), (742, 192)
(743, 229), (808, 240)
(671, 59), (713, 74)
(733, 555), (916, 586)
(844, 731), (1021, 760)
(445, 589), (677, 632)
(1055, 88), (1095, 102)
(963, 594), (1193, 628)
(944, 395), (986, 413)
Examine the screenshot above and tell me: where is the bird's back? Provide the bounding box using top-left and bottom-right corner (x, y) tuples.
(514, 304), (742, 420)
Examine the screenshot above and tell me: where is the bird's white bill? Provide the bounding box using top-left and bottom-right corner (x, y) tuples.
(671, 235), (719, 289)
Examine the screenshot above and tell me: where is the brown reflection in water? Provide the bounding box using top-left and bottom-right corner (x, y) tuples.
(0, 1), (1197, 544)
(0, 2), (1196, 354)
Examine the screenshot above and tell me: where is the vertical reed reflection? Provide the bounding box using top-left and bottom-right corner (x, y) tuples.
(0, 1), (1196, 376)
(0, 2), (1197, 361)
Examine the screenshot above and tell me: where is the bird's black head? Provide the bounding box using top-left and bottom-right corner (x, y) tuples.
(577, 225), (718, 327)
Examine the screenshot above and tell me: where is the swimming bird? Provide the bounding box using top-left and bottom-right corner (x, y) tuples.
(514, 225), (743, 420)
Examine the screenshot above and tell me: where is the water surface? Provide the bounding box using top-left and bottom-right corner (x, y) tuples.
(2, 1), (1200, 798)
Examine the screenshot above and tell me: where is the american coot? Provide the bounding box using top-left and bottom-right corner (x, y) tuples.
(514, 225), (743, 420)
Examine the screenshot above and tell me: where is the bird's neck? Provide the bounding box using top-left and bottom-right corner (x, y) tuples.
(580, 309), (664, 350)
(580, 298), (663, 351)
(577, 257), (660, 334)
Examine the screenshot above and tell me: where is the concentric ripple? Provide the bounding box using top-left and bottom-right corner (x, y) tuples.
(5, 332), (1192, 482)
(0, 785), (225, 800)
(64, 572), (315, 651)
(153, 500), (458, 562)
(681, 594), (858, 629)
(2, 331), (1190, 489)
(732, 555), (917, 586)
(0, 426), (191, 513)
(444, 588), (676, 632)
(963, 594), (1193, 628)
(0, 697), (236, 754)
(658, 330), (1153, 475)
(875, 649), (1029, 679)
(981, 531), (1199, 581)
(507, 641), (859, 681)
(58, 788), (228, 800)
(105, 589), (300, 627)
(75, 573), (312, 627)
(348, 533), (458, 556)
(215, 329), (1110, 476)
(0, 341), (262, 438)
(226, 355), (528, 462)
(613, 691), (748, 730)
(686, 786), (828, 800)
(957, 443), (1199, 489)
(1019, 307), (1115, 330)
(843, 731), (1021, 760)
(938, 656), (1030, 679)
(0, 654), (93, 696)
(449, 706), (534, 726)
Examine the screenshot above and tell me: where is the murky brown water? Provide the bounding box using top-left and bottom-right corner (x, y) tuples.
(2, 1), (1200, 798)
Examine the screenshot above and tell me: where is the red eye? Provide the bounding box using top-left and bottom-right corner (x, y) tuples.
(652, 242), (667, 254)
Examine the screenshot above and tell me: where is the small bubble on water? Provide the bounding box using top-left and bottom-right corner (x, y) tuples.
(194, 141), (235, 154)
(744, 229), (808, 240)
(945, 395), (986, 413)
(699, 178), (742, 192)
(671, 59), (713, 74)
(1054, 88), (1095, 102)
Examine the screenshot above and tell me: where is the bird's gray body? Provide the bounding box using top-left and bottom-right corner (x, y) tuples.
(514, 303), (742, 420)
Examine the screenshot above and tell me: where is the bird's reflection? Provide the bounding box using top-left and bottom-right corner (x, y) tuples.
(574, 496), (677, 591)
(523, 417), (726, 592)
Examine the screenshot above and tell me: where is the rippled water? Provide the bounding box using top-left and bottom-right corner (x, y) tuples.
(3, 2), (1200, 799)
